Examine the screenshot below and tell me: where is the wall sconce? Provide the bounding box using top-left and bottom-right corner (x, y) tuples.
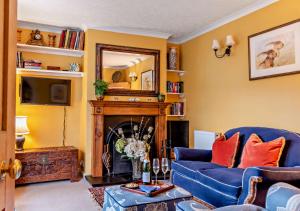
(129, 71), (138, 82)
(212, 35), (235, 58)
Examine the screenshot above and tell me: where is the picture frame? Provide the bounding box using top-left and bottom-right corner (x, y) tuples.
(50, 84), (68, 104)
(248, 19), (300, 80)
(141, 70), (154, 91)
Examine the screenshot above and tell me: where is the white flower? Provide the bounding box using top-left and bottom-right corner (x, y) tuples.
(148, 127), (154, 133)
(123, 138), (146, 160)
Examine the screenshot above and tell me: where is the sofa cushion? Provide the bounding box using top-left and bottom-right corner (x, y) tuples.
(225, 127), (300, 167)
(172, 160), (225, 179)
(238, 134), (286, 168)
(212, 132), (240, 168)
(196, 168), (244, 200)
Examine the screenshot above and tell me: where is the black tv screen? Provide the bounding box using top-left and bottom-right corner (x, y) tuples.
(167, 120), (189, 148)
(21, 77), (71, 106)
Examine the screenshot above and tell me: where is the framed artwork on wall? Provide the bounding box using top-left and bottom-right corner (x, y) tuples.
(249, 19), (300, 80)
(50, 84), (68, 104)
(141, 70), (154, 91)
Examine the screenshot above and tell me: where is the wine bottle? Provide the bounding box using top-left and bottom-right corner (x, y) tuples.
(142, 153), (151, 185)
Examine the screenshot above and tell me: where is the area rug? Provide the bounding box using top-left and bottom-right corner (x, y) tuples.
(89, 187), (105, 207)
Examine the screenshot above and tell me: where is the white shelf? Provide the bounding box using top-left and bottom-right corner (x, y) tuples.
(17, 68), (84, 78)
(167, 69), (185, 76)
(166, 92), (184, 95)
(167, 92), (185, 98)
(167, 114), (185, 117)
(17, 43), (84, 57)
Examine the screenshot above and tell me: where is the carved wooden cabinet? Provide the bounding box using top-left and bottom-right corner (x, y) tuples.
(15, 146), (80, 185)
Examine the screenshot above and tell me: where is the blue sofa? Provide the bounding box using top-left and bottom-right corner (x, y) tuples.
(171, 127), (300, 208)
(176, 182), (300, 211)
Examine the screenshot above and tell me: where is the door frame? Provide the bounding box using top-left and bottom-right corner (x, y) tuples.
(0, 0), (17, 210)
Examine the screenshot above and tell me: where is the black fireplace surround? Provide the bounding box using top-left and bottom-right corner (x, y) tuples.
(104, 116), (156, 176)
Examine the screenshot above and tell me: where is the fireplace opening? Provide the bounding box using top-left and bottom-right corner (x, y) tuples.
(104, 116), (156, 176)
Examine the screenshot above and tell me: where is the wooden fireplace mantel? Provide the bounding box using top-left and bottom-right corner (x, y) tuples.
(89, 100), (170, 177)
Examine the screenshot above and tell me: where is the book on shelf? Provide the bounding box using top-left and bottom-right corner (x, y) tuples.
(170, 102), (184, 115)
(166, 81), (184, 93)
(59, 29), (85, 50)
(16, 51), (24, 68)
(23, 60), (42, 70)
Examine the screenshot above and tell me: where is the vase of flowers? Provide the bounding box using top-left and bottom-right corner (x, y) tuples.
(113, 118), (155, 180)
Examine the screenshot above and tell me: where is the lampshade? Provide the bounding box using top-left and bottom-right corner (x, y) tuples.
(212, 39), (220, 50)
(16, 116), (30, 135)
(225, 35), (235, 47)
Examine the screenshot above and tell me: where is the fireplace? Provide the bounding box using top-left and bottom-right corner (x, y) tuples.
(104, 116), (156, 176)
(89, 101), (170, 178)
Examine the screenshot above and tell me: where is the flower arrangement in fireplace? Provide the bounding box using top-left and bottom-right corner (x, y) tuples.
(114, 121), (154, 160)
(108, 117), (155, 179)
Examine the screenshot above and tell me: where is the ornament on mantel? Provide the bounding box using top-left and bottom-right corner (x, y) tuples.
(26, 29), (46, 46)
(168, 47), (177, 70)
(48, 34), (56, 47)
(17, 29), (22, 43)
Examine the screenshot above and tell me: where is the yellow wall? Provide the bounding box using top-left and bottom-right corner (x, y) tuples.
(125, 57), (155, 90)
(82, 29), (167, 174)
(16, 75), (82, 150)
(16, 28), (84, 157)
(182, 0), (300, 146)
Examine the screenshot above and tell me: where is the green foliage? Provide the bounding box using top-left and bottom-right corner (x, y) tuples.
(115, 138), (126, 154)
(93, 79), (108, 96)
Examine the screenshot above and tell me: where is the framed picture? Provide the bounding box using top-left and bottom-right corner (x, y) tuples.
(141, 70), (154, 91)
(249, 19), (300, 80)
(50, 84), (68, 104)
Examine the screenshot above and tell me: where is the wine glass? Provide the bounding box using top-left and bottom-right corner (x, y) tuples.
(161, 158), (169, 181)
(153, 158), (160, 185)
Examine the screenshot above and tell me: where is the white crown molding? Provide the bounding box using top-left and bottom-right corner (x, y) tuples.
(168, 0), (279, 44)
(85, 25), (172, 40)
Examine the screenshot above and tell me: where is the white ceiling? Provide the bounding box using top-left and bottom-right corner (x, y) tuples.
(17, 0), (277, 43)
(103, 51), (153, 69)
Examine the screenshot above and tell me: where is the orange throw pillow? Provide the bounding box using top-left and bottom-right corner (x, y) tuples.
(238, 134), (285, 168)
(211, 132), (240, 168)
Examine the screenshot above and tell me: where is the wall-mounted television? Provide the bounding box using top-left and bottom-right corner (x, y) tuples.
(20, 76), (71, 106)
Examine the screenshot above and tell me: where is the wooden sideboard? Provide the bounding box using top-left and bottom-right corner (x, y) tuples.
(15, 146), (80, 185)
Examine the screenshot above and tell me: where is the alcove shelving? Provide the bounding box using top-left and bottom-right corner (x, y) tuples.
(16, 21), (85, 78)
(166, 43), (186, 119)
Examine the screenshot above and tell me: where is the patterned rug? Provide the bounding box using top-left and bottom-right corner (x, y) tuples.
(89, 187), (105, 207)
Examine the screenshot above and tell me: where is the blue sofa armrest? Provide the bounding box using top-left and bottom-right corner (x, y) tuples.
(174, 147), (212, 161)
(266, 182), (300, 211)
(238, 166), (300, 206)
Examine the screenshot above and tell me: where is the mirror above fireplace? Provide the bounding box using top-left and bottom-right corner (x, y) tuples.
(96, 44), (160, 97)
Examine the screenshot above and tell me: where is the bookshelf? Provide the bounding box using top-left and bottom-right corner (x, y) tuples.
(167, 69), (185, 77)
(16, 22), (85, 79)
(17, 43), (84, 57)
(166, 43), (186, 118)
(17, 68), (84, 78)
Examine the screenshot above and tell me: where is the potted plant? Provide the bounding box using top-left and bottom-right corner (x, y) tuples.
(157, 93), (166, 102)
(93, 79), (108, 101)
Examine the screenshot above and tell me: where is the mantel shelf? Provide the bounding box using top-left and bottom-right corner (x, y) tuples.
(17, 43), (84, 57)
(17, 68), (84, 78)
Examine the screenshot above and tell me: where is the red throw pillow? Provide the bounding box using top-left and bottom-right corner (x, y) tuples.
(211, 132), (240, 168)
(238, 134), (285, 168)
